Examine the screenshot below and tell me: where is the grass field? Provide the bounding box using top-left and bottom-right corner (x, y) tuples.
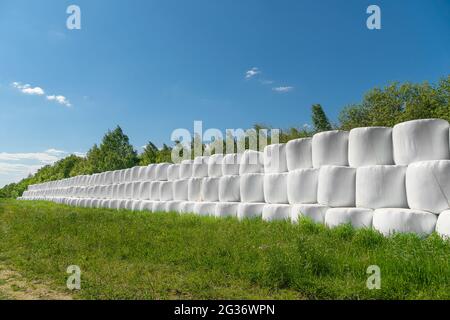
(0, 199), (449, 300)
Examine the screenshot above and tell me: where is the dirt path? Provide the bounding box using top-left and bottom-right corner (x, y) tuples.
(0, 265), (73, 300)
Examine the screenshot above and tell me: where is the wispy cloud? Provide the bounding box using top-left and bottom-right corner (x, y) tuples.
(272, 86), (294, 93)
(0, 149), (85, 187)
(245, 67), (261, 79)
(12, 82), (72, 107)
(12, 82), (45, 96)
(46, 95), (72, 107)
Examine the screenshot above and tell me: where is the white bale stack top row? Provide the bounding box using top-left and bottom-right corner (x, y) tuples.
(19, 119), (450, 239)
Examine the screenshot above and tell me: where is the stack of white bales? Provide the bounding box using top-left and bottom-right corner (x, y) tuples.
(19, 118), (450, 238)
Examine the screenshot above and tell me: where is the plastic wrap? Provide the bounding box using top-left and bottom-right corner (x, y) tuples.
(160, 181), (174, 201)
(286, 138), (313, 171)
(290, 204), (329, 224)
(124, 182), (133, 199)
(240, 173), (265, 203)
(124, 168), (133, 182)
(312, 130), (349, 167)
(166, 200), (182, 213)
(117, 183), (127, 199)
(215, 202), (239, 218)
(219, 175), (240, 202)
(147, 164), (157, 181)
(138, 181), (151, 200)
(131, 182), (142, 199)
(239, 150), (264, 175)
(192, 156), (209, 178)
(180, 160), (194, 179)
(406, 160), (450, 214)
(318, 166), (356, 207)
(208, 154), (224, 177)
(325, 208), (374, 229)
(287, 168), (320, 204)
(264, 144), (288, 173)
(201, 177), (220, 202)
(349, 127), (394, 167)
(222, 153), (242, 176)
(436, 210), (450, 239)
(152, 201), (167, 213)
(108, 199), (120, 210)
(179, 201), (196, 214)
(155, 163), (171, 181)
(373, 208), (438, 237)
(150, 181), (162, 201)
(356, 165), (408, 209)
(193, 202), (217, 217)
(393, 119), (450, 165)
(188, 178), (203, 202)
(139, 200), (154, 212)
(173, 179), (189, 201)
(167, 164), (181, 181)
(264, 173), (288, 204)
(131, 200), (142, 211)
(262, 204), (291, 222)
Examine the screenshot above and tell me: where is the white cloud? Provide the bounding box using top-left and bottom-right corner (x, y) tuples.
(46, 95), (72, 107)
(0, 149), (85, 187)
(12, 81), (72, 107)
(12, 82), (45, 96)
(272, 86), (294, 93)
(245, 67), (261, 79)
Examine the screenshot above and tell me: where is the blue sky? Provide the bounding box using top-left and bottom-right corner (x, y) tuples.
(0, 0), (449, 186)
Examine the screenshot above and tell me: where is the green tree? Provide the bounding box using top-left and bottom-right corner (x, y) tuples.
(311, 104), (333, 132)
(140, 141), (159, 165)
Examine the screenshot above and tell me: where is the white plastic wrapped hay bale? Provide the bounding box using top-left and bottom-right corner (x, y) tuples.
(129, 182), (141, 199)
(152, 201), (167, 213)
(208, 154), (224, 177)
(180, 160), (194, 179)
(219, 175), (240, 202)
(149, 181), (162, 201)
(124, 168), (133, 182)
(264, 144), (288, 173)
(188, 178), (203, 202)
(263, 204), (291, 222)
(356, 165), (408, 209)
(325, 208), (374, 229)
(131, 200), (142, 211)
(156, 163), (171, 181)
(222, 153), (242, 176)
(139, 200), (154, 212)
(287, 168), (320, 204)
(393, 119), (450, 165)
(312, 130), (349, 167)
(138, 181), (151, 200)
(264, 173), (288, 204)
(179, 201), (196, 214)
(436, 210), (450, 239)
(108, 199), (120, 210)
(237, 203), (265, 220)
(160, 181), (174, 201)
(239, 150), (264, 175)
(167, 164), (180, 181)
(201, 177), (220, 202)
(112, 184), (120, 199)
(124, 182), (134, 199)
(166, 200), (183, 213)
(240, 173), (265, 203)
(193, 202), (217, 217)
(406, 160), (450, 214)
(173, 179), (189, 201)
(349, 127), (394, 167)
(146, 164), (157, 181)
(290, 204), (329, 224)
(104, 171), (114, 185)
(286, 138), (313, 171)
(125, 200), (134, 210)
(137, 166), (148, 181)
(105, 185), (114, 199)
(192, 156), (210, 178)
(215, 202), (239, 218)
(318, 166), (356, 207)
(373, 208), (438, 237)
(117, 199), (128, 210)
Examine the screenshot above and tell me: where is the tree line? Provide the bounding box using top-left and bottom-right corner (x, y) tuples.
(1, 76), (448, 198)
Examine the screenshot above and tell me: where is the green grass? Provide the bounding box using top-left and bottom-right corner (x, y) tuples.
(0, 199), (449, 300)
